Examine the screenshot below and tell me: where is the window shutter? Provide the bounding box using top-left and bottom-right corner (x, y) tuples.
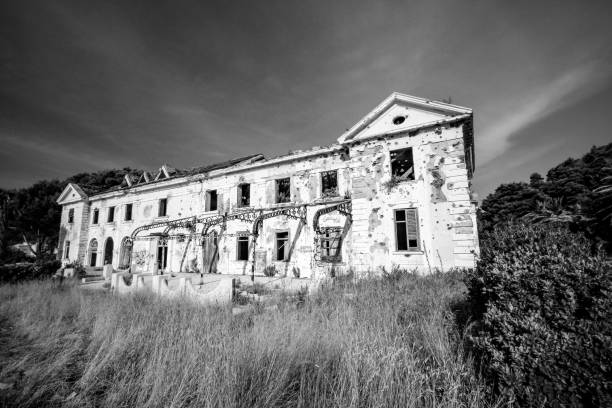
(405, 209), (419, 247)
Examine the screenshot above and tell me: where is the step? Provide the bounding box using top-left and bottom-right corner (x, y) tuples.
(81, 276), (105, 283)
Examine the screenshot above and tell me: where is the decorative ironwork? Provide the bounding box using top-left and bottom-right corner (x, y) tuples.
(201, 210), (261, 236)
(130, 216), (197, 239)
(252, 205), (307, 235)
(312, 200), (351, 233)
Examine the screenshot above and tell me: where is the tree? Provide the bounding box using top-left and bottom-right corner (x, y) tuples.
(478, 182), (545, 233)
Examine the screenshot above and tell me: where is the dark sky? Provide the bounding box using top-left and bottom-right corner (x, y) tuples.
(1, 0), (611, 198)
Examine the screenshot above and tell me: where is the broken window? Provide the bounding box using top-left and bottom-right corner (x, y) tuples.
(276, 178), (290, 203)
(125, 203), (133, 221)
(64, 241), (70, 259)
(321, 170), (338, 198)
(394, 208), (420, 251)
(107, 207), (115, 223)
(92, 208), (99, 224)
(68, 208), (74, 224)
(206, 190), (217, 211)
(320, 228), (342, 262)
(238, 184), (250, 207)
(236, 233), (249, 261)
(390, 147), (415, 181)
(275, 231), (289, 261)
(158, 198), (168, 217)
(156, 238), (168, 271)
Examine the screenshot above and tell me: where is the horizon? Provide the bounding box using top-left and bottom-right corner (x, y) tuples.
(1, 0), (611, 199)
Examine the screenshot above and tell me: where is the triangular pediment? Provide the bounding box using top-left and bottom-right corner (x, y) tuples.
(338, 93), (472, 144)
(57, 183), (88, 205)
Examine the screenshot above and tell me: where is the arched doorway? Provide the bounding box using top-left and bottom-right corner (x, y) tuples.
(118, 237), (132, 269)
(104, 237), (114, 266)
(88, 239), (98, 267)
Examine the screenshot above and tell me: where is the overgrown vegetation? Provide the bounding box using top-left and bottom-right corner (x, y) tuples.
(0, 272), (496, 408)
(0, 260), (60, 284)
(465, 224), (612, 407)
(479, 143), (612, 251)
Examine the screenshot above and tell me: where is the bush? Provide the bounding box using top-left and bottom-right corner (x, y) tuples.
(65, 260), (86, 277)
(465, 223), (612, 407)
(263, 265), (277, 277)
(0, 260), (61, 283)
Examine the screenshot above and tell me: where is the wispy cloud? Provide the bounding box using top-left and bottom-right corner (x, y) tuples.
(477, 62), (610, 165)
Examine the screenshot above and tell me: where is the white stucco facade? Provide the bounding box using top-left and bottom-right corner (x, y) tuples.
(57, 93), (478, 278)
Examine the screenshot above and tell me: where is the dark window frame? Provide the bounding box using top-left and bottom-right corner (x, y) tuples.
(275, 230), (290, 261)
(390, 147), (415, 181)
(320, 227), (342, 262)
(237, 183), (250, 207)
(68, 208), (74, 224)
(107, 207), (115, 223)
(321, 170), (339, 198)
(206, 190), (218, 212)
(92, 208), (99, 224)
(236, 233), (249, 261)
(125, 203), (133, 221)
(275, 178), (291, 204)
(158, 198), (168, 217)
(64, 241), (70, 259)
(394, 208), (420, 251)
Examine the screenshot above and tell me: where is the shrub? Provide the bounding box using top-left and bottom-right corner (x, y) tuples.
(65, 260), (86, 277)
(263, 265), (277, 277)
(465, 223), (612, 407)
(0, 260), (61, 283)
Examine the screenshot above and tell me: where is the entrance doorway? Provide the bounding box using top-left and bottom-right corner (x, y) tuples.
(157, 238), (168, 273)
(202, 232), (219, 273)
(89, 239), (98, 267)
(104, 238), (114, 266)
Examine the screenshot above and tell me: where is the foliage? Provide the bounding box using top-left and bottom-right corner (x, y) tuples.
(0, 272), (496, 408)
(478, 143), (612, 250)
(478, 182), (545, 233)
(0, 168), (140, 265)
(263, 264), (277, 277)
(465, 223), (612, 407)
(0, 260), (61, 283)
(64, 260), (86, 278)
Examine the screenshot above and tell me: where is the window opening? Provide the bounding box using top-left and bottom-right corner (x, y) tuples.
(390, 147), (415, 181)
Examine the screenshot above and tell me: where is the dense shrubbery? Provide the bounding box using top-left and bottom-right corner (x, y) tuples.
(0, 260), (61, 283)
(466, 223), (612, 407)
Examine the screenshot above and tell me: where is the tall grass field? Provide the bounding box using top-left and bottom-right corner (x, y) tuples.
(0, 271), (497, 408)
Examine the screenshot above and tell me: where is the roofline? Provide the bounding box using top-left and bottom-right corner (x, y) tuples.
(339, 114), (472, 146)
(85, 145), (344, 202)
(338, 92), (472, 144)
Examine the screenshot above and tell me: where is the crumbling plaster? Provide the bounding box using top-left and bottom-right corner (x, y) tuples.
(58, 94), (478, 277)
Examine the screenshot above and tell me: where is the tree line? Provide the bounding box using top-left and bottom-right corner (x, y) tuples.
(478, 142), (612, 252)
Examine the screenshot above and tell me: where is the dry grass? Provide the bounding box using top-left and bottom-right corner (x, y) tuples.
(0, 270), (498, 408)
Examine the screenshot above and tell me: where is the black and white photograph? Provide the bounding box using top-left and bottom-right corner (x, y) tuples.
(0, 1), (610, 407)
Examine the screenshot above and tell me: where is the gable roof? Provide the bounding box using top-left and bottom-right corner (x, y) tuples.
(338, 92), (472, 144)
(57, 183), (88, 205)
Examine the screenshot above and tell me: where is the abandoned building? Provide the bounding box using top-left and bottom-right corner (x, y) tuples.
(57, 92), (478, 279)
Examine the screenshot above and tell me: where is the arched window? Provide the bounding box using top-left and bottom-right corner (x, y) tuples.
(88, 239), (98, 267)
(118, 237), (133, 269)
